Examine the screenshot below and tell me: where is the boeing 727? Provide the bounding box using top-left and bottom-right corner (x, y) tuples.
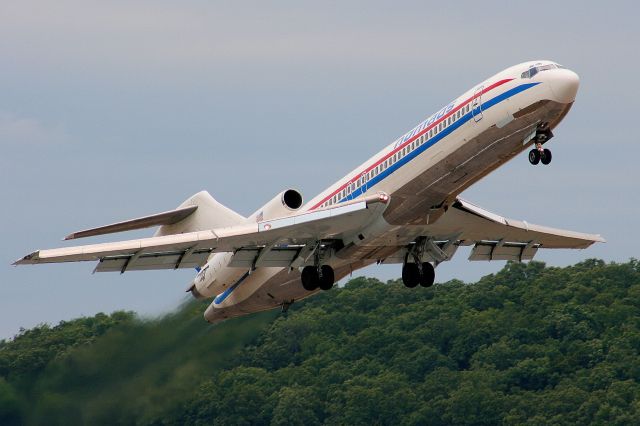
(14, 60), (604, 323)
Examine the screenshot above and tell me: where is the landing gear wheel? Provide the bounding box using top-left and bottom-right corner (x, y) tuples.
(318, 265), (335, 290)
(301, 266), (319, 291)
(540, 148), (552, 165)
(528, 149), (540, 165)
(420, 262), (435, 287)
(402, 263), (420, 288)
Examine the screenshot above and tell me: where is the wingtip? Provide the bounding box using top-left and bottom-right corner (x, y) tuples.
(63, 234), (75, 241)
(12, 258), (26, 266)
(12, 251), (40, 266)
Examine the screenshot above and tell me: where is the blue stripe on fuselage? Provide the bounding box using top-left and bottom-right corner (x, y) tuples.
(213, 270), (251, 305)
(341, 82), (540, 202)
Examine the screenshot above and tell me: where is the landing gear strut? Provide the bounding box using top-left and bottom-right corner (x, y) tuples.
(301, 265), (335, 291)
(529, 124), (553, 166)
(401, 237), (440, 289)
(529, 143), (552, 165)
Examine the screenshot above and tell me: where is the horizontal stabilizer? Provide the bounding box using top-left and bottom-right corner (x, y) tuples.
(64, 206), (198, 240)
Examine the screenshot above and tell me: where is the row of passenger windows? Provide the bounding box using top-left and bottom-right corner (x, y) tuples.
(319, 103), (472, 208)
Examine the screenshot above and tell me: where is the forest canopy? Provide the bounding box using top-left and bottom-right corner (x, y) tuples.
(1, 259), (639, 425)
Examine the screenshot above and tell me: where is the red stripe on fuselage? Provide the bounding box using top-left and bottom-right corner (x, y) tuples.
(308, 78), (514, 210)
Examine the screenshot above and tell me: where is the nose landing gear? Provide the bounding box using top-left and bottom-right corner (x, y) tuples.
(529, 124), (553, 166)
(529, 143), (552, 165)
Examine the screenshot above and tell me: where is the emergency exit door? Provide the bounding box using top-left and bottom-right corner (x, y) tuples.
(472, 85), (484, 122)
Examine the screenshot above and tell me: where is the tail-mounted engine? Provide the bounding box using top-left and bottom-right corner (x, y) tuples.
(248, 189), (303, 222)
(188, 188), (303, 299)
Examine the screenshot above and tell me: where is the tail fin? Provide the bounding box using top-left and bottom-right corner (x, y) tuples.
(154, 191), (245, 236)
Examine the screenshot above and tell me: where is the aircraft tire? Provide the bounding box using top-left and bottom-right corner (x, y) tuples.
(301, 266), (320, 291)
(319, 265), (335, 290)
(541, 149), (552, 165)
(528, 149), (540, 165)
(420, 262), (435, 287)
(402, 263), (420, 288)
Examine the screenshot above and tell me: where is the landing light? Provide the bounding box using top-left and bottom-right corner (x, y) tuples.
(378, 193), (390, 203)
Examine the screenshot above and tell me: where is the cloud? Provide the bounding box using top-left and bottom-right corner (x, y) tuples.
(0, 112), (69, 145)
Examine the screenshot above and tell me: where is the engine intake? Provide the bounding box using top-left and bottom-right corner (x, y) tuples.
(282, 189), (303, 210)
(249, 189), (303, 222)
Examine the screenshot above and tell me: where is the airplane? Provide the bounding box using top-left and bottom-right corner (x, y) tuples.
(14, 60), (604, 323)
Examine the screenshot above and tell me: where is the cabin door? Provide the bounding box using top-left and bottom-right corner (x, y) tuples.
(472, 85), (484, 122)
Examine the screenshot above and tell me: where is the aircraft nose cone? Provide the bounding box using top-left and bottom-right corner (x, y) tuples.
(550, 69), (580, 103)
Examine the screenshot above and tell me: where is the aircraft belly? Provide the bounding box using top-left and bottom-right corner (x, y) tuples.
(382, 100), (570, 226)
(204, 260), (373, 323)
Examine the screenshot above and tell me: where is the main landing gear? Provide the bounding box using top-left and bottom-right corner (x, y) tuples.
(402, 262), (435, 288)
(529, 123), (553, 166)
(301, 265), (335, 291)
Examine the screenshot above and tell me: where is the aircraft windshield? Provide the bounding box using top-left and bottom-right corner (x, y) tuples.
(521, 63), (563, 78)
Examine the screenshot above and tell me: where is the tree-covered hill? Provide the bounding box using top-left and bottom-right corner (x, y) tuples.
(1, 259), (639, 425)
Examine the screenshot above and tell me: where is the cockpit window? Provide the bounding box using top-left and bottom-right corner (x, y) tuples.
(521, 63), (562, 78)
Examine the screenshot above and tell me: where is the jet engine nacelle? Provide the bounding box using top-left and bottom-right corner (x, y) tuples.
(189, 189), (303, 299)
(248, 189), (303, 222)
(189, 252), (246, 299)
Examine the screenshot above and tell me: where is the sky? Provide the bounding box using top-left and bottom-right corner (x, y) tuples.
(1, 0), (638, 339)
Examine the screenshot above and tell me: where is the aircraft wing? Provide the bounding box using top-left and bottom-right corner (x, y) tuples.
(376, 197), (604, 264)
(451, 198), (604, 254)
(13, 194), (390, 273)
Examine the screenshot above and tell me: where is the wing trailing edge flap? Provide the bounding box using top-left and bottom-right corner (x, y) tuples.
(14, 194), (390, 271)
(448, 198), (605, 261)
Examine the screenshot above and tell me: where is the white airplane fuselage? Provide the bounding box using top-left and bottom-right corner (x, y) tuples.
(194, 60), (581, 322)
